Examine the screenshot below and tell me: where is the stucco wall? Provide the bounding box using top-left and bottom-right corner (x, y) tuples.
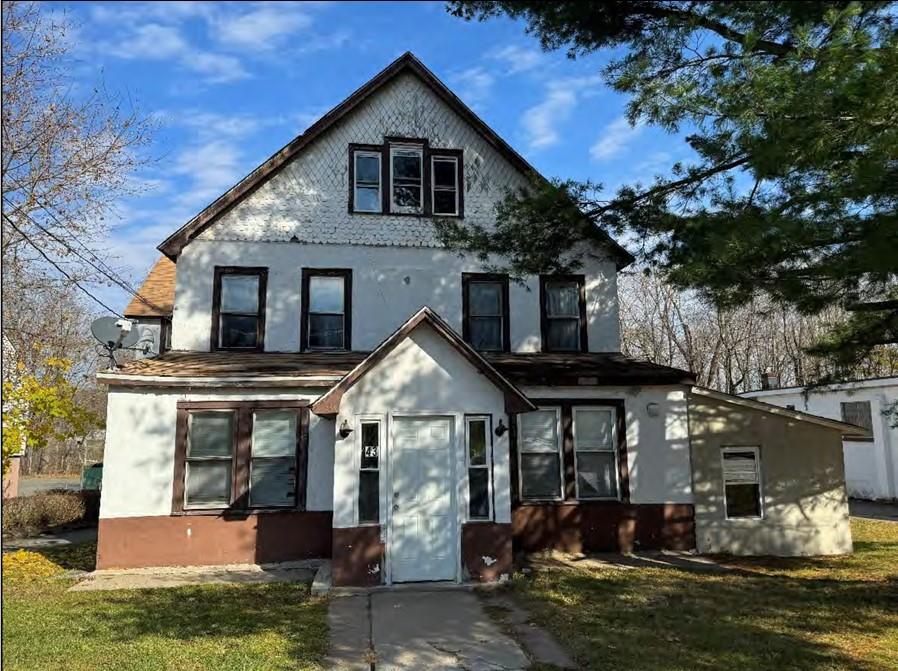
(520, 385), (694, 504)
(743, 382), (898, 500)
(333, 323), (511, 529)
(169, 70), (622, 354)
(100, 388), (334, 519)
(171, 241), (620, 354)
(689, 393), (852, 556)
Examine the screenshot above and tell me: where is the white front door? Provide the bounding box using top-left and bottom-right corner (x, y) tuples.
(390, 416), (457, 582)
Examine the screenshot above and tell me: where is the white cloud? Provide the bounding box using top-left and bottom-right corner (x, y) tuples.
(522, 76), (601, 150)
(102, 23), (248, 84)
(451, 66), (495, 106)
(489, 44), (542, 74)
(590, 116), (644, 161)
(171, 139), (244, 206)
(214, 6), (312, 50)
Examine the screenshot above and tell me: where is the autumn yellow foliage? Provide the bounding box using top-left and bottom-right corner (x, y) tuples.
(2, 550), (64, 582)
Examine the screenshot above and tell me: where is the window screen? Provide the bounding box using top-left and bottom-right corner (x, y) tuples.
(518, 409), (562, 500)
(185, 412), (234, 508)
(841, 401), (873, 439)
(543, 280), (583, 351)
(573, 407), (618, 499)
(249, 410), (297, 508)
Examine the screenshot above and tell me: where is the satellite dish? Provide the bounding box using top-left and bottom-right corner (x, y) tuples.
(90, 317), (140, 349)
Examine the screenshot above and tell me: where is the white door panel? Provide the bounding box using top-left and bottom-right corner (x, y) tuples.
(390, 416), (456, 582)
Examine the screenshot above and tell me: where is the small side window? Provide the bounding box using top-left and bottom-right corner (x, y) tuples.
(466, 416), (492, 520)
(722, 447), (762, 519)
(431, 155), (459, 216)
(840, 401), (874, 441)
(358, 421), (380, 524)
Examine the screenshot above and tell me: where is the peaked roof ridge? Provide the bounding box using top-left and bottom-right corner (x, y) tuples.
(157, 52), (634, 267)
(311, 305), (536, 416)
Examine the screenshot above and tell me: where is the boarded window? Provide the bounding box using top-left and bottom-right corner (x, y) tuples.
(722, 448), (762, 518)
(841, 401), (874, 440)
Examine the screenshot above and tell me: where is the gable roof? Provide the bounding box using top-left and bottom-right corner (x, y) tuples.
(157, 52), (634, 268)
(124, 256), (176, 318)
(310, 307), (536, 417)
(690, 386), (870, 436)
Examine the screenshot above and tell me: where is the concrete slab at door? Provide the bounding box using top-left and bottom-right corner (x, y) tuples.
(391, 417), (456, 583)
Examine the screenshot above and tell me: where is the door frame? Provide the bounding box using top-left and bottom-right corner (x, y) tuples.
(385, 411), (462, 585)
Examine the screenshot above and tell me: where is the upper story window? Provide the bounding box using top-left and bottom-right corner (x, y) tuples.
(353, 149), (382, 213)
(348, 140), (463, 217)
(391, 145), (424, 213)
(301, 268), (352, 351)
(540, 274), (587, 352)
(212, 267), (267, 351)
(462, 273), (510, 352)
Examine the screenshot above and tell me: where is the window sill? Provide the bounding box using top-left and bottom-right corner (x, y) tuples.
(518, 499), (627, 506)
(465, 518), (495, 524)
(174, 507), (303, 517)
(724, 516), (765, 522)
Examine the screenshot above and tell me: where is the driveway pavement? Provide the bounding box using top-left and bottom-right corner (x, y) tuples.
(3, 526), (97, 551)
(849, 499), (898, 522)
(326, 589), (543, 670)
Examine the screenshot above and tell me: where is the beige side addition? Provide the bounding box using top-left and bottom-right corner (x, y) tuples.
(688, 388), (854, 556)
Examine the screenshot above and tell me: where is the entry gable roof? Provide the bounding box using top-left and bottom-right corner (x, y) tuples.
(157, 52), (634, 268)
(311, 307), (537, 417)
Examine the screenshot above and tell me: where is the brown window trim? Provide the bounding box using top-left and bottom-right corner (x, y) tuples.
(301, 268), (353, 352)
(511, 398), (629, 506)
(172, 400), (309, 516)
(462, 272), (510, 353)
(348, 143), (384, 214)
(347, 138), (464, 218)
(211, 266), (268, 352)
(539, 274), (588, 353)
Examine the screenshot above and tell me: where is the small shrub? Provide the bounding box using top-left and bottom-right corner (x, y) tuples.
(2, 490), (89, 537)
(2, 550), (64, 583)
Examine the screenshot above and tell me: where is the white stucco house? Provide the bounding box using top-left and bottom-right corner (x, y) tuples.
(743, 377), (898, 501)
(97, 53), (865, 585)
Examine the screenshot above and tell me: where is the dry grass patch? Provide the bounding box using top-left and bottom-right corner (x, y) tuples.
(513, 519), (898, 671)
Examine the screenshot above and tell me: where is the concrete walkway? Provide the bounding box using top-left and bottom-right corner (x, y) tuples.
(326, 589), (562, 670)
(2, 526), (97, 551)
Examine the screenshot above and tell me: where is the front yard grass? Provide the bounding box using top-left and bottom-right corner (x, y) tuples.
(2, 543), (327, 671)
(513, 518), (898, 670)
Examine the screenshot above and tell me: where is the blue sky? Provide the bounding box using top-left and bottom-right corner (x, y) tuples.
(54, 1), (690, 313)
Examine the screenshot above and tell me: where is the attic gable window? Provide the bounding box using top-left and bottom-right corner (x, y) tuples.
(353, 150), (382, 213)
(347, 140), (464, 217)
(390, 144), (424, 213)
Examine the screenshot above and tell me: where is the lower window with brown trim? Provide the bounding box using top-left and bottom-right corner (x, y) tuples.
(173, 400), (309, 514)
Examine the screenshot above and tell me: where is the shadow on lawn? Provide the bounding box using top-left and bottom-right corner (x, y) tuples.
(519, 560), (897, 671)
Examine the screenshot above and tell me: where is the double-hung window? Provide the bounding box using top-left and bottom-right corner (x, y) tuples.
(358, 420), (381, 524)
(518, 408), (563, 500)
(250, 410), (298, 508)
(352, 149), (382, 213)
(432, 154), (460, 216)
(185, 412), (235, 509)
(390, 145), (424, 213)
(466, 416), (492, 520)
(540, 275), (586, 352)
(177, 402), (305, 513)
(302, 269), (352, 350)
(462, 273), (509, 352)
(722, 447), (762, 519)
(572, 407), (619, 499)
(213, 267), (267, 350)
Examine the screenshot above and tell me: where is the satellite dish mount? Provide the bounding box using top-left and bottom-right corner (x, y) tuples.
(90, 317), (143, 369)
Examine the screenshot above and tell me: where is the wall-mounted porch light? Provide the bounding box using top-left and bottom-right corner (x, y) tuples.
(494, 419), (508, 437)
(339, 419), (354, 439)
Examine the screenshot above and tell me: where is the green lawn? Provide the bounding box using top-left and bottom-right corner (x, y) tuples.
(512, 518), (898, 671)
(2, 544), (327, 671)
